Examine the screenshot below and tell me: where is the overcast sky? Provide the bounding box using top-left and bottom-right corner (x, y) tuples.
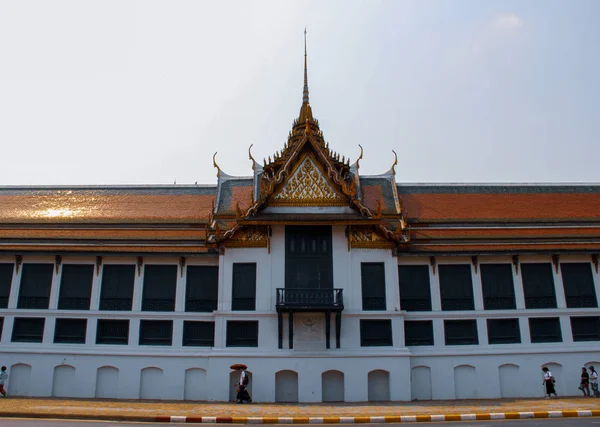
(0, 0), (598, 186)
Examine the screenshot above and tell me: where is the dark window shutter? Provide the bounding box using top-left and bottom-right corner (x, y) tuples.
(570, 317), (600, 342)
(141, 265), (177, 312)
(18, 264), (53, 309)
(0, 264), (14, 309)
(404, 320), (434, 346)
(529, 317), (562, 343)
(139, 320), (173, 345)
(480, 264), (516, 310)
(232, 263), (257, 311)
(58, 265), (94, 310)
(183, 321), (215, 347)
(226, 321), (259, 347)
(54, 318), (87, 344)
(444, 319), (478, 345)
(439, 265), (474, 311)
(186, 266), (219, 312)
(12, 317), (45, 342)
(487, 318), (520, 344)
(399, 265), (432, 311)
(360, 319), (393, 346)
(361, 263), (386, 311)
(96, 319), (129, 345)
(561, 263), (598, 308)
(521, 263), (557, 308)
(100, 265), (135, 311)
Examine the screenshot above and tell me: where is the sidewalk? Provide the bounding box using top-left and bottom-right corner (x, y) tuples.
(0, 396), (598, 423)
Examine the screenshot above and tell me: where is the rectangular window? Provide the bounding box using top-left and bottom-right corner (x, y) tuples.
(481, 264), (516, 310)
(529, 317), (562, 343)
(183, 321), (215, 347)
(54, 318), (87, 344)
(99, 265), (135, 311)
(142, 265), (177, 312)
(57, 264), (94, 310)
(96, 319), (129, 345)
(561, 263), (598, 308)
(439, 265), (474, 311)
(361, 263), (387, 311)
(139, 320), (173, 345)
(571, 317), (600, 342)
(444, 319), (478, 345)
(521, 263), (557, 309)
(12, 317), (45, 342)
(186, 266), (218, 312)
(399, 265), (432, 311)
(404, 320), (434, 346)
(226, 320), (258, 347)
(17, 264), (53, 309)
(487, 318), (521, 344)
(360, 319), (393, 346)
(231, 263), (257, 311)
(0, 264), (14, 309)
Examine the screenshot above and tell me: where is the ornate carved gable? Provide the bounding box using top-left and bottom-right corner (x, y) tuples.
(271, 153), (346, 206)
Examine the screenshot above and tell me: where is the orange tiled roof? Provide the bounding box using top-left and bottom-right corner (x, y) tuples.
(0, 187), (216, 224)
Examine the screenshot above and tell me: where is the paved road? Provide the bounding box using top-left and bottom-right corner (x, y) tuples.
(1, 418), (600, 426)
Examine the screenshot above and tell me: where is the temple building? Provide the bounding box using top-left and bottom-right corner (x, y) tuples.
(1, 40), (600, 402)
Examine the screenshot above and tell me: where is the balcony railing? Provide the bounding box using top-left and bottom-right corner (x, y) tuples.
(276, 288), (344, 311)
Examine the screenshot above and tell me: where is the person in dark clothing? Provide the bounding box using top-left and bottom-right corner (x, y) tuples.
(542, 367), (556, 398)
(235, 367), (252, 404)
(579, 367), (590, 396)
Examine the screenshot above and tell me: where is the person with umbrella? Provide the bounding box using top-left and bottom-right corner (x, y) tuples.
(231, 364), (252, 403)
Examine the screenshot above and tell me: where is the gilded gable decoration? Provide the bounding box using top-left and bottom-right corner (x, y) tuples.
(224, 225), (269, 249)
(349, 226), (395, 249)
(271, 154), (346, 206)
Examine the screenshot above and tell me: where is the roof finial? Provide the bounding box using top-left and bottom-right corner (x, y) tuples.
(303, 27), (309, 105)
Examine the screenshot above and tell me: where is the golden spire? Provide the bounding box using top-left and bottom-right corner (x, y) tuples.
(298, 28), (313, 122)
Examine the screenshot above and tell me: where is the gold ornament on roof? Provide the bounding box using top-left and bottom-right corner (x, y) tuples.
(272, 155), (345, 205)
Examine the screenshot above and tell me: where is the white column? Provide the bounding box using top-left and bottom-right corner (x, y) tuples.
(432, 318), (445, 346)
(43, 316), (56, 344)
(476, 318), (488, 346)
(430, 266), (442, 311)
(128, 318), (140, 347)
(559, 315), (573, 344)
(86, 317), (97, 345)
(132, 265), (144, 311)
(214, 316), (225, 348)
(48, 264), (61, 310)
(175, 264), (186, 312)
(392, 317), (404, 348)
(172, 319), (184, 348)
(471, 264), (484, 311)
(552, 262), (567, 309)
(513, 265), (526, 309)
(89, 264), (102, 311)
(519, 316), (531, 344)
(7, 262), (21, 309)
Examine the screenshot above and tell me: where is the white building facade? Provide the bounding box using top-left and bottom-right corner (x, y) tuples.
(1, 52), (600, 402)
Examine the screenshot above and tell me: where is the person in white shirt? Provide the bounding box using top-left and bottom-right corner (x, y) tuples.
(590, 366), (599, 397)
(235, 368), (252, 404)
(542, 367), (556, 399)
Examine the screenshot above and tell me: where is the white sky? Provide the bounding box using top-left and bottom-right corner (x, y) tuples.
(0, 0), (599, 186)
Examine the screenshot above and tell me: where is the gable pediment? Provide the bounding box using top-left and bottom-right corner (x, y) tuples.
(270, 153), (346, 206)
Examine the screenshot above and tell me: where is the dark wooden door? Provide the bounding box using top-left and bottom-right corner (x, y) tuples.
(285, 226), (333, 289)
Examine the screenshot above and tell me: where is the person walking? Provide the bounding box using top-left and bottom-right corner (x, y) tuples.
(235, 367), (252, 404)
(0, 366), (8, 397)
(590, 366), (600, 397)
(542, 367), (556, 399)
(579, 367), (590, 396)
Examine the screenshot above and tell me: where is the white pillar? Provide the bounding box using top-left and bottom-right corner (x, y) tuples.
(559, 315), (573, 344)
(519, 316), (531, 344)
(48, 263), (61, 310)
(175, 264), (186, 312)
(552, 262), (567, 309)
(471, 263), (484, 311)
(132, 264), (144, 311)
(89, 263), (103, 311)
(7, 262), (21, 309)
(513, 264), (526, 309)
(430, 266), (442, 311)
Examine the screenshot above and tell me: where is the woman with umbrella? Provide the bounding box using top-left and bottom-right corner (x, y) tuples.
(231, 364), (252, 403)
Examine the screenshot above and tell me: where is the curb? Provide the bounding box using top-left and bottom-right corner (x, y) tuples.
(5, 409), (600, 424)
